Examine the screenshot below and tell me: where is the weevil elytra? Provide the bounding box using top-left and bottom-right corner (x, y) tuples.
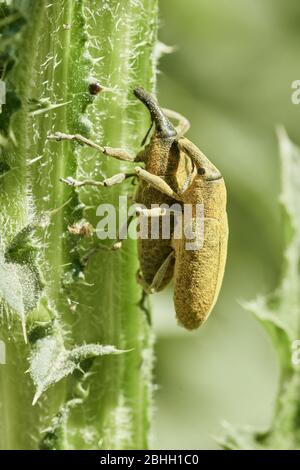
(48, 88), (228, 330)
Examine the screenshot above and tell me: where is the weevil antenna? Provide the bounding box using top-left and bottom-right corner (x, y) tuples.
(141, 119), (154, 146)
(134, 87), (176, 138)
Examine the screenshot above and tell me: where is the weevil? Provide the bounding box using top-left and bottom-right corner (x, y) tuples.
(48, 88), (228, 330)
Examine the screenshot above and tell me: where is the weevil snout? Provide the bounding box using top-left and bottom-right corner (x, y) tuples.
(133, 87), (176, 139)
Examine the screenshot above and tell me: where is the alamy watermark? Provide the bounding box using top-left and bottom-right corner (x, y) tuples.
(0, 341), (6, 365)
(0, 80), (6, 113)
(95, 196), (205, 251)
(292, 340), (300, 366)
(291, 80), (300, 105)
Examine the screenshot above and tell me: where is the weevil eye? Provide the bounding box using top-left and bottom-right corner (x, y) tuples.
(198, 167), (206, 175)
(89, 82), (102, 95)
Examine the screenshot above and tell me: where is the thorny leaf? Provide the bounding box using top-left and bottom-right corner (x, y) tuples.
(220, 129), (300, 449)
(0, 252), (42, 341)
(29, 334), (129, 405)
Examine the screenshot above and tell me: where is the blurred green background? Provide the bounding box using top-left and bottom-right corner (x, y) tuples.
(152, 0), (300, 449)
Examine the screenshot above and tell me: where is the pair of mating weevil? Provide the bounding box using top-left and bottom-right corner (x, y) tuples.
(49, 87), (228, 330)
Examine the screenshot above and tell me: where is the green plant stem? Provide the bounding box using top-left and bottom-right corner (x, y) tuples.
(0, 0), (157, 450)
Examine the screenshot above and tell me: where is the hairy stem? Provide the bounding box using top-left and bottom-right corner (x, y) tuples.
(0, 0), (157, 450)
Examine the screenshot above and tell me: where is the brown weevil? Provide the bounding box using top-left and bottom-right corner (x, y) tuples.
(48, 88), (228, 330)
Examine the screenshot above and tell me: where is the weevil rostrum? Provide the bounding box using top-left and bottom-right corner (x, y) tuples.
(48, 87), (228, 330)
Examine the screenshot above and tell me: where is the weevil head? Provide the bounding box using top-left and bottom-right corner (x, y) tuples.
(134, 87), (176, 139)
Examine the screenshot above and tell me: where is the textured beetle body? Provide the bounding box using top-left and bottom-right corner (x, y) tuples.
(132, 89), (184, 292)
(134, 135), (179, 291)
(172, 141), (228, 328)
(131, 90), (228, 329)
(52, 88), (228, 330)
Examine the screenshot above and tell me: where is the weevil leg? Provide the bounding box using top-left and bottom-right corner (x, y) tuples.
(80, 227), (130, 263)
(60, 172), (136, 188)
(177, 138), (222, 181)
(103, 146), (137, 162)
(48, 132), (104, 151)
(84, 201), (137, 254)
(141, 121), (154, 146)
(162, 108), (190, 138)
(135, 206), (169, 217)
(80, 243), (111, 265)
(177, 138), (203, 164)
(112, 205), (170, 251)
(47, 132), (137, 162)
(137, 290), (151, 326)
(137, 250), (175, 294)
(82, 210), (135, 260)
(134, 167), (181, 201)
(111, 214), (135, 250)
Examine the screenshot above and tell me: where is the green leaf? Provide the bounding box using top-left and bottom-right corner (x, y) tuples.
(221, 129), (300, 449)
(0, 253), (42, 340)
(29, 334), (129, 405)
(0, 225), (43, 341)
(245, 129), (300, 362)
(0, 0), (157, 449)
